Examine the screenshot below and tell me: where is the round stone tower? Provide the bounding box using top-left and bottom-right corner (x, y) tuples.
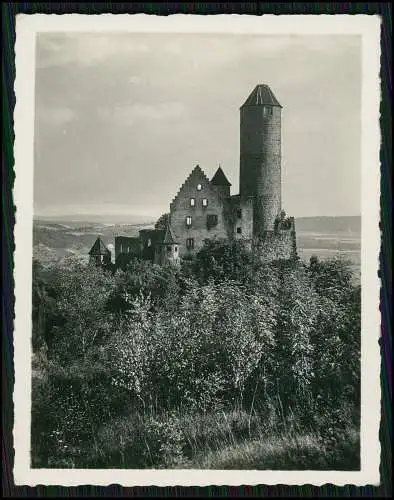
(239, 84), (282, 235)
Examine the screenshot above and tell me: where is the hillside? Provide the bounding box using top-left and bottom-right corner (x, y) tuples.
(33, 215), (361, 277)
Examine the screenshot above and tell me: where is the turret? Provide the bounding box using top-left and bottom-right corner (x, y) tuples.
(240, 84), (282, 235)
(155, 224), (180, 266)
(211, 165), (231, 199)
(88, 236), (111, 266)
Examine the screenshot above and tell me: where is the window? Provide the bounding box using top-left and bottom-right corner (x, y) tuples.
(147, 239), (152, 247)
(207, 214), (218, 229)
(237, 209), (242, 219)
(175, 246), (178, 252)
(197, 184), (202, 191)
(202, 198), (208, 207)
(263, 106), (273, 117)
(186, 238), (194, 250)
(186, 216), (192, 227)
(190, 198), (195, 207)
(237, 227), (242, 234)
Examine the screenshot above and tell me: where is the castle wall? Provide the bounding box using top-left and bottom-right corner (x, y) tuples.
(154, 244), (180, 266)
(170, 167), (228, 258)
(240, 105), (282, 234)
(224, 196), (254, 242)
(254, 218), (297, 262)
(114, 236), (140, 261)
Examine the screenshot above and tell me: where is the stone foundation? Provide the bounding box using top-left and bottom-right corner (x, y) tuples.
(254, 217), (297, 262)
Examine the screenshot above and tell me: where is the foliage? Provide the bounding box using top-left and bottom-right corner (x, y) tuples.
(31, 245), (361, 469)
(155, 213), (170, 230)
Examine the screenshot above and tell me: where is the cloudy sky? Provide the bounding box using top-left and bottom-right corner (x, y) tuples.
(34, 33), (361, 220)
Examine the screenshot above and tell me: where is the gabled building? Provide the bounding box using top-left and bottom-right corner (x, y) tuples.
(109, 84), (297, 267)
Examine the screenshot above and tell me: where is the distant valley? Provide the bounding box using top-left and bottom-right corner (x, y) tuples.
(33, 215), (361, 279)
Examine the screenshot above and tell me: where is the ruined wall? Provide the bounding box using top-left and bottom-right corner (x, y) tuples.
(255, 218), (297, 263)
(240, 105), (282, 234)
(114, 236), (140, 261)
(170, 167), (228, 258)
(139, 229), (164, 262)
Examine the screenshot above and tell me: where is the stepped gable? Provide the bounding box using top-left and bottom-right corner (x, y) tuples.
(170, 164), (212, 208)
(211, 166), (232, 187)
(88, 236), (111, 256)
(241, 84), (282, 108)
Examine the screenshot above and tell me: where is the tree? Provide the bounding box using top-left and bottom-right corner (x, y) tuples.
(155, 213), (170, 230)
(52, 262), (116, 363)
(192, 239), (256, 284)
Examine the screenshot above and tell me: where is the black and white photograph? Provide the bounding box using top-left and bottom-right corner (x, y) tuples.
(13, 14), (381, 486)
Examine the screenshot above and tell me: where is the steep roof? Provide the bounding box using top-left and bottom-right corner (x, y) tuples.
(241, 84), (282, 108)
(211, 166), (232, 187)
(162, 224), (178, 245)
(88, 237), (111, 256)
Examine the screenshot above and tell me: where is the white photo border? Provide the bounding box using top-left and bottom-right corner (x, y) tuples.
(13, 13), (381, 487)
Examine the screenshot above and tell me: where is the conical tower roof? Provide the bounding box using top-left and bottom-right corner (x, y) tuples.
(241, 84), (282, 108)
(211, 166), (232, 187)
(88, 236), (111, 256)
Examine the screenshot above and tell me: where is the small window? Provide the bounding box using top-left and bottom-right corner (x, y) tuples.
(186, 238), (194, 249)
(207, 214), (218, 229)
(167, 246), (172, 252)
(175, 246), (178, 252)
(237, 209), (242, 219)
(186, 216), (192, 227)
(197, 184), (202, 191)
(263, 106), (273, 117)
(190, 198), (195, 207)
(147, 239), (152, 247)
(237, 227), (242, 234)
(202, 198), (208, 207)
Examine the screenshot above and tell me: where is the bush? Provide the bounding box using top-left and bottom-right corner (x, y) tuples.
(31, 250), (361, 469)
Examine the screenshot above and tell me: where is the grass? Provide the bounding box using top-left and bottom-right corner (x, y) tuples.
(32, 406), (360, 471)
(192, 432), (360, 470)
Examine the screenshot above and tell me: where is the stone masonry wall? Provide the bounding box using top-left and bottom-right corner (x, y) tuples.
(170, 167), (228, 258)
(240, 105), (282, 234)
(114, 236), (140, 261)
(254, 218), (297, 263)
(224, 196), (254, 242)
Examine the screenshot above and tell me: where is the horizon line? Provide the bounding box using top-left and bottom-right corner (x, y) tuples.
(33, 213), (362, 220)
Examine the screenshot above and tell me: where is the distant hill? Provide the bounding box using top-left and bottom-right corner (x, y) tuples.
(34, 213), (158, 226)
(33, 219), (155, 265)
(32, 216), (361, 280)
(294, 215), (361, 234)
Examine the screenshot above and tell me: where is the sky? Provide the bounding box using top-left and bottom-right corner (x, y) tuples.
(34, 33), (361, 220)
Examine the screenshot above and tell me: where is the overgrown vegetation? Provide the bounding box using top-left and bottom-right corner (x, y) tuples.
(31, 240), (361, 469)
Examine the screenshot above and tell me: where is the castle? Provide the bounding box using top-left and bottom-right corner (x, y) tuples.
(88, 84), (297, 268)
